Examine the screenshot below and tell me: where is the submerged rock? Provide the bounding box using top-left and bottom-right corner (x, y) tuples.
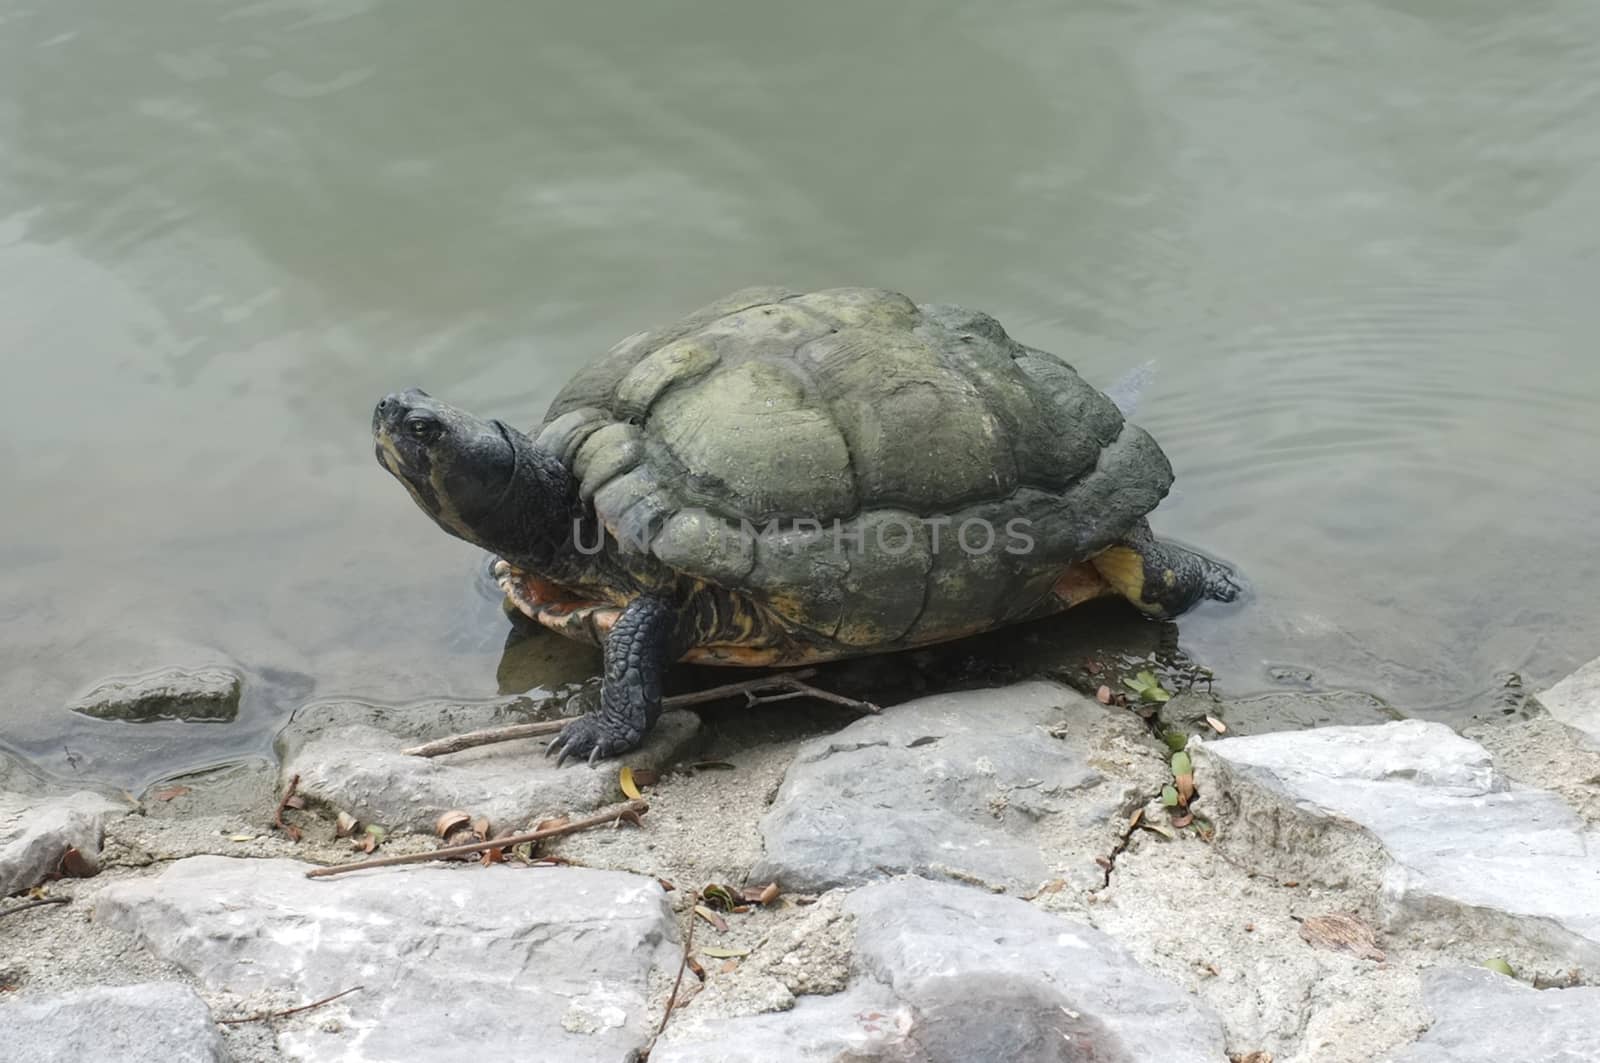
(750, 681), (1166, 894)
(1538, 655), (1600, 747)
(1394, 966), (1600, 1063)
(0, 790), (129, 895)
(67, 666), (241, 723)
(653, 876), (1226, 1062)
(0, 982), (224, 1063)
(1195, 719), (1600, 973)
(1161, 688), (1401, 738)
(95, 856), (680, 1063)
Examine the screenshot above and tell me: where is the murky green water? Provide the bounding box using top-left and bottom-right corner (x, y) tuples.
(4, 0), (1599, 788)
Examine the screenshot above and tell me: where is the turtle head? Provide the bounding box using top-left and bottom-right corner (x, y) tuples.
(373, 389), (573, 561)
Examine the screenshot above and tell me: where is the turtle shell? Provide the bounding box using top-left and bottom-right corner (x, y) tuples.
(535, 287), (1172, 650)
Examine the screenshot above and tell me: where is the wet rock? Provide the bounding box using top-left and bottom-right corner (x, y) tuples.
(750, 681), (1165, 894)
(1538, 655), (1600, 747)
(95, 856), (680, 1062)
(273, 689), (581, 763)
(281, 707), (700, 832)
(1194, 720), (1600, 974)
(0, 982), (225, 1063)
(1394, 966), (1600, 1062)
(1, 790), (129, 895)
(653, 876), (1226, 1062)
(67, 666), (241, 723)
(1160, 688), (1401, 739)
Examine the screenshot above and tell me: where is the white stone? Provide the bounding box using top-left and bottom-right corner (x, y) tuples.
(95, 856), (680, 1062)
(0, 790), (129, 896)
(1392, 966), (1600, 1062)
(653, 876), (1226, 1062)
(0, 982), (224, 1063)
(1538, 656), (1600, 747)
(1195, 720), (1600, 972)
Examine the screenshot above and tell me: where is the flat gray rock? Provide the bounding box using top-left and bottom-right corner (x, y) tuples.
(282, 706), (700, 832)
(1392, 967), (1600, 1062)
(1539, 656), (1600, 747)
(67, 666), (241, 722)
(0, 982), (224, 1063)
(751, 681), (1161, 893)
(654, 876), (1226, 1062)
(1195, 720), (1600, 971)
(95, 856), (680, 1062)
(1, 790), (128, 896)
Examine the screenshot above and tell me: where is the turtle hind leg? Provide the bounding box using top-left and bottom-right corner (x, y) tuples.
(1091, 521), (1240, 620)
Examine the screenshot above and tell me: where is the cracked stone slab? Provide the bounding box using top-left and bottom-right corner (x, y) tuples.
(1194, 719), (1600, 973)
(653, 876), (1226, 1062)
(750, 680), (1166, 894)
(67, 666), (242, 722)
(1538, 656), (1600, 747)
(95, 856), (680, 1062)
(0, 982), (225, 1063)
(280, 701), (701, 832)
(1391, 966), (1600, 1062)
(1, 790), (130, 896)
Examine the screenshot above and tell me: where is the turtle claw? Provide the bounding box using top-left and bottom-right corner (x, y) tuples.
(547, 714), (619, 768)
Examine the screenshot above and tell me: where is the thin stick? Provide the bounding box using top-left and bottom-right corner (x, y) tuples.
(304, 801), (648, 878)
(272, 773), (302, 842)
(218, 986), (364, 1025)
(402, 670), (879, 758)
(0, 896), (70, 920)
(648, 890), (701, 1055)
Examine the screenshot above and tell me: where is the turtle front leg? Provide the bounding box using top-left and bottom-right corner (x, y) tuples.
(548, 594), (682, 767)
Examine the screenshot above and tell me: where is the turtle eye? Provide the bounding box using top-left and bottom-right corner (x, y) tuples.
(405, 416), (440, 440)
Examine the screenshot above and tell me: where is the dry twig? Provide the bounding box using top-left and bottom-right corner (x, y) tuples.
(304, 801), (648, 879)
(643, 889), (701, 1059)
(272, 773), (302, 842)
(0, 896), (70, 920)
(218, 986), (364, 1025)
(402, 669), (879, 758)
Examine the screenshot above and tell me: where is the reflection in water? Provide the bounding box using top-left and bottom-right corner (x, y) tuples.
(3, 0), (1600, 787)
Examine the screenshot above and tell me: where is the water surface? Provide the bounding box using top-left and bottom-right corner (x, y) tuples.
(4, 0), (1599, 787)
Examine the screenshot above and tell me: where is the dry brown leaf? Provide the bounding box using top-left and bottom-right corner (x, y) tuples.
(657, 878), (677, 892)
(150, 785), (190, 802)
(631, 768), (660, 788)
(1230, 1053), (1273, 1063)
(480, 846), (506, 867)
(1205, 715), (1228, 734)
(1297, 912), (1385, 962)
(1096, 685), (1113, 705)
(757, 882), (780, 905)
(334, 812), (359, 839)
(693, 905), (729, 933)
(534, 816), (570, 832)
(719, 959), (739, 974)
(435, 810), (472, 839)
(1127, 807), (1145, 831)
(1174, 773), (1195, 805)
(283, 795), (307, 810)
(1024, 879), (1066, 900)
(619, 766), (643, 800)
(471, 817), (491, 839)
(58, 847), (97, 878)
(686, 955), (706, 981)
(1171, 812), (1194, 829)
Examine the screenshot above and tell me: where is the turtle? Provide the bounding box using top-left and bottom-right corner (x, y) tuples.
(372, 286), (1239, 765)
